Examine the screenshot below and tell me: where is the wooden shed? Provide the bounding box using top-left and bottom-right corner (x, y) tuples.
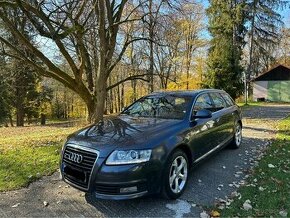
(252, 65), (290, 102)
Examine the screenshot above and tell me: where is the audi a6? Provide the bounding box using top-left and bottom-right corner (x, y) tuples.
(60, 89), (242, 200)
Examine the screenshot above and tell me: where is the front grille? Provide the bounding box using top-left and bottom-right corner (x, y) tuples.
(62, 145), (98, 189)
(95, 183), (147, 195)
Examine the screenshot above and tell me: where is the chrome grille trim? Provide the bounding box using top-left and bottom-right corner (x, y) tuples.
(62, 143), (99, 190)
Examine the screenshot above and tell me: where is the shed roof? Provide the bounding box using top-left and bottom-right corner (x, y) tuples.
(253, 65), (290, 81)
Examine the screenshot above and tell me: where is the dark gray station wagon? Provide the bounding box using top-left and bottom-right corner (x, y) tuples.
(60, 89), (242, 200)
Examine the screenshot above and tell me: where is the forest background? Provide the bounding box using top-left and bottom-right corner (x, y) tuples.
(0, 0), (289, 126)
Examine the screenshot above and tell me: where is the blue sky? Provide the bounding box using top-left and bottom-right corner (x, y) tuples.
(281, 6), (290, 26)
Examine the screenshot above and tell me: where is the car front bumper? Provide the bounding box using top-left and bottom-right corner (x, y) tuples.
(60, 154), (163, 200)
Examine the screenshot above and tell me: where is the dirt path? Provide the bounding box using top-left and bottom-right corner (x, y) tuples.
(1, 105), (290, 217)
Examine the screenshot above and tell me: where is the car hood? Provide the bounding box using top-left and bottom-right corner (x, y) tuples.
(67, 115), (184, 152)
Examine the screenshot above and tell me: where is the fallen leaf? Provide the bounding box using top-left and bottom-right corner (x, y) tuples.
(11, 203), (20, 208)
(268, 164), (275, 168)
(258, 186), (265, 191)
(279, 210), (288, 217)
(243, 199), (252, 211)
(210, 210), (220, 217)
(200, 211), (209, 218)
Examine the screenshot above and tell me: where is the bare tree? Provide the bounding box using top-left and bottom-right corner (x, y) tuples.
(0, 0), (150, 123)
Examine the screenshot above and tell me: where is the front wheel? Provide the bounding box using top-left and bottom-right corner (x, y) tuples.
(162, 150), (189, 199)
(229, 122), (242, 149)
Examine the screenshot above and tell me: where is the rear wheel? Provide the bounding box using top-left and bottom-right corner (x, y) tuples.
(162, 150), (189, 199)
(229, 122), (242, 149)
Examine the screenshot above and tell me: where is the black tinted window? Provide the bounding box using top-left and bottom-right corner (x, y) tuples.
(221, 93), (235, 106)
(193, 94), (214, 112)
(122, 95), (191, 120)
(209, 93), (227, 111)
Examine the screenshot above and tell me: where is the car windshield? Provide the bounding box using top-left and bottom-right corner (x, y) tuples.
(121, 95), (192, 120)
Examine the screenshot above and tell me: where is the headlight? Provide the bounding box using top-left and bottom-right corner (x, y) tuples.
(106, 149), (152, 165)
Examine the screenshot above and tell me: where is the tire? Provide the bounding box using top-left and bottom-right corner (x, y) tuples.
(229, 122), (242, 149)
(162, 149), (189, 199)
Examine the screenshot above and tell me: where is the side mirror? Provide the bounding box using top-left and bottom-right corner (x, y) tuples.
(192, 109), (212, 119)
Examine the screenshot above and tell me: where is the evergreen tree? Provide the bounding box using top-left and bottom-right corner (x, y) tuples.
(1, 14), (53, 126)
(0, 74), (10, 125)
(246, 0), (284, 78)
(204, 0), (246, 99)
(0, 6), (46, 126)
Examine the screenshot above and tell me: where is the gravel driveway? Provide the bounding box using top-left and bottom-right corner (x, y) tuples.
(1, 105), (290, 217)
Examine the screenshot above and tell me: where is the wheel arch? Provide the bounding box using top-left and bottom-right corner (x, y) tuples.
(169, 143), (193, 168)
(237, 119), (242, 128)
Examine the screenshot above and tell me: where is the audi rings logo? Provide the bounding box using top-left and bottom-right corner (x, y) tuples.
(65, 151), (83, 163)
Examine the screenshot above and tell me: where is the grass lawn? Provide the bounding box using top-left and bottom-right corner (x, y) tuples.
(237, 101), (290, 108)
(0, 125), (81, 191)
(217, 116), (290, 217)
(237, 102), (263, 107)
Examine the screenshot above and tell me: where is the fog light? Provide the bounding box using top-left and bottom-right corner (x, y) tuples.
(120, 186), (137, 193)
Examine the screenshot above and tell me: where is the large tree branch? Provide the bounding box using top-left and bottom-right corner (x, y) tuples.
(107, 71), (178, 91)
(75, 33), (94, 92)
(107, 73), (149, 90)
(109, 37), (159, 73)
(0, 12), (77, 88)
(0, 35), (78, 91)
(15, 0), (80, 78)
(0, 1), (16, 7)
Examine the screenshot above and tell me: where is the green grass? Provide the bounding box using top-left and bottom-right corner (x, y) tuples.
(0, 125), (81, 191)
(237, 101), (290, 108)
(237, 102), (263, 107)
(218, 116), (290, 217)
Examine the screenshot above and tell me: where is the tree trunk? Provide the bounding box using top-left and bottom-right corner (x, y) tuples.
(131, 80), (137, 101)
(16, 106), (24, 126)
(121, 83), (124, 110)
(9, 114), (13, 127)
(16, 92), (24, 126)
(114, 88), (118, 113)
(109, 76), (114, 113)
(40, 113), (46, 125)
(117, 82), (121, 112)
(94, 71), (107, 123)
(148, 0), (154, 93)
(86, 101), (96, 123)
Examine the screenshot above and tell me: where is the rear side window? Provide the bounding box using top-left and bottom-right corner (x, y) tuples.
(209, 93), (227, 111)
(193, 94), (214, 113)
(221, 93), (235, 106)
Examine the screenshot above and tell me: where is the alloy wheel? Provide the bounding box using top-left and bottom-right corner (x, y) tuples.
(169, 156), (188, 194)
(235, 124), (242, 146)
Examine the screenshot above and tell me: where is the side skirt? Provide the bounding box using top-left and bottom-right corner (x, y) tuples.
(193, 135), (233, 164)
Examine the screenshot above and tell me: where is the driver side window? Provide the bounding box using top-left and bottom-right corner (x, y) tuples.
(193, 94), (214, 115)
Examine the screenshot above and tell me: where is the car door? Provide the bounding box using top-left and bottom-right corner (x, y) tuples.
(187, 93), (218, 159)
(220, 92), (238, 137)
(208, 92), (232, 147)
